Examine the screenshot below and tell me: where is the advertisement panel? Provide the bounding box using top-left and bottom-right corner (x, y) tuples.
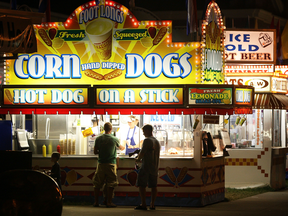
(234, 88), (253, 106)
(224, 29), (276, 64)
(2, 86), (89, 106)
(225, 76), (271, 92)
(5, 1), (200, 86)
(188, 87), (232, 105)
(201, 2), (225, 84)
(96, 87), (183, 105)
(271, 77), (287, 93)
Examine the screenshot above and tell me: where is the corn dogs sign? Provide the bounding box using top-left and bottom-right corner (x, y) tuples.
(6, 0), (200, 86)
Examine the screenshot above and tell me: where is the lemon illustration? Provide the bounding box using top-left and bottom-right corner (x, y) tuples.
(222, 90), (231, 104)
(140, 37), (153, 48)
(52, 38), (64, 49)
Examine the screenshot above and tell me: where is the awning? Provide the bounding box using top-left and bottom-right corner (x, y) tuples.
(0, 107), (252, 115)
(254, 94), (288, 109)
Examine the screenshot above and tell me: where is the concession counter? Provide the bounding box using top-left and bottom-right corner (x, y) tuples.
(0, 0), (255, 206)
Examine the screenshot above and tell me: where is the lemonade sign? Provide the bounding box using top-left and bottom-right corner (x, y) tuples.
(189, 87), (232, 105)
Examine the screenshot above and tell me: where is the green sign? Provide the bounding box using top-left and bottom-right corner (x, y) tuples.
(56, 30), (86, 41)
(189, 87), (232, 105)
(113, 29), (148, 40)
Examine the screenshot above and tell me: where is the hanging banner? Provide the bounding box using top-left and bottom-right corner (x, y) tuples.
(6, 0), (200, 86)
(96, 87), (183, 105)
(2, 86), (89, 106)
(224, 29), (276, 64)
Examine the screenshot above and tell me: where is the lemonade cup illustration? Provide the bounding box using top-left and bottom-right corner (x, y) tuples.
(86, 18), (114, 60)
(239, 117), (246, 126)
(235, 116), (241, 125)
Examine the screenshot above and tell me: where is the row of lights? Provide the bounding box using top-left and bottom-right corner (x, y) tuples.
(226, 65), (273, 69)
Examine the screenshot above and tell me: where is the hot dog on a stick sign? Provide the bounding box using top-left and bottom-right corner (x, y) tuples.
(6, 0), (201, 86)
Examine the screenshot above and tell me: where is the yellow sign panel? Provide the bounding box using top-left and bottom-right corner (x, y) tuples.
(96, 88), (183, 105)
(6, 1), (200, 86)
(3, 88), (88, 105)
(201, 1), (225, 84)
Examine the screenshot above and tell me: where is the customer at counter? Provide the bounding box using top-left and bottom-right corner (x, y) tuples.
(134, 124), (160, 211)
(92, 122), (125, 208)
(118, 115), (144, 155)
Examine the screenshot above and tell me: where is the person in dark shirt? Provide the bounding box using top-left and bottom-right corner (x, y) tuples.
(134, 124), (160, 211)
(49, 152), (62, 192)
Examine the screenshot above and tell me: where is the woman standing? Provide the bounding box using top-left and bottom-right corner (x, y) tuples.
(121, 116), (144, 155)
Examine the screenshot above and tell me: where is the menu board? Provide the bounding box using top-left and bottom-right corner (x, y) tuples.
(219, 129), (231, 147)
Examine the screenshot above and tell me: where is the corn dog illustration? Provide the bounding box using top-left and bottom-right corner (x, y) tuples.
(38, 28), (57, 52)
(165, 166), (176, 184)
(153, 27), (167, 46)
(148, 26), (167, 52)
(84, 69), (104, 80)
(177, 167), (188, 184)
(103, 69), (122, 80)
(5, 89), (14, 104)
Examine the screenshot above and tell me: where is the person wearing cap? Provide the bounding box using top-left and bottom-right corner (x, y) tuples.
(123, 115), (144, 155)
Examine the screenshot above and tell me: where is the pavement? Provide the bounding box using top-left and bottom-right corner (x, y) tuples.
(62, 188), (288, 216)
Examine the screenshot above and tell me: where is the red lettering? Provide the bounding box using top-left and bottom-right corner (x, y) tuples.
(238, 79), (243, 85)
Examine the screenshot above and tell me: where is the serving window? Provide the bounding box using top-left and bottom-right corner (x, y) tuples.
(228, 110), (263, 149)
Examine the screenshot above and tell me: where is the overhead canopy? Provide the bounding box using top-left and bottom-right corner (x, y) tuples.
(254, 94), (288, 109)
(0, 107), (251, 115)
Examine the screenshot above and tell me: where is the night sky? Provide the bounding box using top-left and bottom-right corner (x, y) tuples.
(2, 0), (287, 19)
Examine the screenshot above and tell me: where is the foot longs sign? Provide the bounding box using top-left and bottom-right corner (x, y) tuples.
(5, 0), (200, 86)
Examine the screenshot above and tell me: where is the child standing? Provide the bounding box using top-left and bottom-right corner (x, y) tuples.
(49, 152), (62, 192)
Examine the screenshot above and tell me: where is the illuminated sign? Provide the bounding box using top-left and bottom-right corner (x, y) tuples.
(235, 88), (253, 105)
(96, 87), (183, 105)
(188, 87), (232, 105)
(201, 1), (225, 84)
(5, 0), (200, 86)
(224, 30), (276, 63)
(275, 65), (288, 76)
(271, 77), (287, 93)
(225, 77), (287, 94)
(225, 64), (273, 74)
(225, 77), (271, 92)
(2, 87), (89, 106)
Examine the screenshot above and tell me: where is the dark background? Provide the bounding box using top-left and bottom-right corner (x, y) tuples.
(2, 0), (288, 18)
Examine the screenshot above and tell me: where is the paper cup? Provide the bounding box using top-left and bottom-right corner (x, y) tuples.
(86, 18), (114, 60)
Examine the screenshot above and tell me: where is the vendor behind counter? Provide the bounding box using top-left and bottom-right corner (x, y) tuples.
(117, 115), (144, 155)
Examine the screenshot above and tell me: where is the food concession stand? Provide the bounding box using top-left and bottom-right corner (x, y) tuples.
(224, 29), (288, 189)
(0, 1), (254, 206)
